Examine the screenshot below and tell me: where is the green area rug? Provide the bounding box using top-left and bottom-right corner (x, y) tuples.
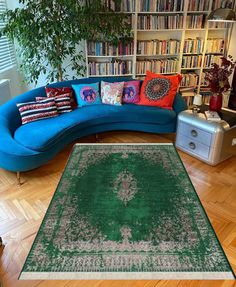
(20, 144), (235, 280)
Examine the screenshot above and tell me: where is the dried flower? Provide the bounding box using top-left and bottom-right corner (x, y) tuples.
(205, 56), (235, 94)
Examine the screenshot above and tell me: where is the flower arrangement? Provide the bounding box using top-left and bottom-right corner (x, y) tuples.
(205, 56), (235, 94)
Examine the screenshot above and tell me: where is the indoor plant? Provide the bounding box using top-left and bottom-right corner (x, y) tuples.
(0, 0), (132, 85)
(205, 55), (235, 112)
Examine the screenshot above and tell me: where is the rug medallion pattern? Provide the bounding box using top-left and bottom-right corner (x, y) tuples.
(20, 144), (234, 279)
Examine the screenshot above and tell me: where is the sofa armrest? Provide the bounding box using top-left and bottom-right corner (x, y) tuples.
(173, 93), (188, 114)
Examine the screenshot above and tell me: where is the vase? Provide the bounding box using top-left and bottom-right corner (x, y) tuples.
(209, 93), (222, 112)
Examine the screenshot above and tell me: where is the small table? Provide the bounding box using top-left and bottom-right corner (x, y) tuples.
(175, 106), (236, 165)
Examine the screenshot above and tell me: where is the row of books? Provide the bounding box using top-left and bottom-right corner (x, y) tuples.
(87, 41), (134, 56)
(188, 0), (209, 11)
(104, 0), (233, 13)
(208, 22), (231, 28)
(186, 15), (206, 29)
(204, 55), (222, 67)
(182, 55), (202, 68)
(212, 0), (234, 10)
(137, 39), (180, 55)
(183, 38), (204, 54)
(181, 73), (199, 87)
(206, 38), (224, 53)
(103, 0), (135, 12)
(137, 0), (184, 12)
(88, 37), (224, 57)
(136, 59), (178, 74)
(88, 60), (132, 76)
(137, 15), (184, 30)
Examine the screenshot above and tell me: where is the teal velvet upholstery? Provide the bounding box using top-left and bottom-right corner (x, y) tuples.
(0, 77), (187, 172)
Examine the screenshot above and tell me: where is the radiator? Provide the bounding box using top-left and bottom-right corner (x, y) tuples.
(0, 79), (11, 105)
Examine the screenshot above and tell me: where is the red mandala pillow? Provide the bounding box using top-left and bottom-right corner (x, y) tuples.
(45, 87), (77, 108)
(138, 71), (182, 109)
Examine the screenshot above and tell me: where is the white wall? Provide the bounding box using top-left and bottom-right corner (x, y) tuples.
(0, 0), (27, 100)
(0, 67), (27, 98)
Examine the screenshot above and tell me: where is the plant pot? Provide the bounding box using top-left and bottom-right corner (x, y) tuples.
(209, 94), (222, 112)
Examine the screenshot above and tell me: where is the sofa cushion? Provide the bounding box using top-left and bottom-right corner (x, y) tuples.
(138, 71), (182, 110)
(16, 98), (58, 125)
(72, 82), (102, 107)
(101, 81), (124, 106)
(45, 86), (77, 108)
(14, 104), (176, 152)
(122, 80), (140, 104)
(36, 95), (72, 114)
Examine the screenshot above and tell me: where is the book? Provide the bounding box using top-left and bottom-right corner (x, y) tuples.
(204, 110), (221, 121)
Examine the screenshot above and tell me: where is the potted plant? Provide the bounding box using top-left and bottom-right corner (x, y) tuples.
(205, 56), (235, 112)
(0, 0), (132, 85)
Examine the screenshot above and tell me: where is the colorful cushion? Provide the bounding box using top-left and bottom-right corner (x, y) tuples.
(36, 94), (72, 114)
(72, 83), (102, 107)
(101, 81), (124, 106)
(45, 87), (77, 108)
(17, 98), (58, 125)
(138, 71), (182, 109)
(122, 80), (140, 104)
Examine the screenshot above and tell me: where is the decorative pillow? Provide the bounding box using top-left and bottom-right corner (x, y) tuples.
(101, 81), (124, 106)
(36, 94), (72, 113)
(122, 80), (140, 104)
(138, 71), (182, 109)
(72, 82), (102, 107)
(45, 87), (77, 108)
(17, 98), (58, 125)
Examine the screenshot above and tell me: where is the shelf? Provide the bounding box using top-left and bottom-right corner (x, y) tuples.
(97, 11), (135, 14)
(205, 52), (224, 55)
(185, 28), (205, 31)
(138, 11), (184, 14)
(183, 53), (203, 55)
(136, 54), (179, 57)
(208, 28), (228, 30)
(88, 74), (133, 77)
(181, 67), (201, 70)
(86, 1), (232, 100)
(137, 29), (184, 32)
(136, 72), (178, 76)
(187, 11), (209, 13)
(87, 55), (134, 58)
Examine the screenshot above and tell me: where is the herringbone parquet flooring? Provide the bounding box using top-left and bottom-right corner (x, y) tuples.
(0, 132), (235, 287)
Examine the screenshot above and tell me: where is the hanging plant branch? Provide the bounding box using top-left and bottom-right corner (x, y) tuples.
(0, 0), (132, 85)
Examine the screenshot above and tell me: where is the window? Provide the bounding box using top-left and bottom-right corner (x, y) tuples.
(0, 0), (15, 72)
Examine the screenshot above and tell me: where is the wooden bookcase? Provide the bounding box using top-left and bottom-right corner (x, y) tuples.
(85, 0), (235, 105)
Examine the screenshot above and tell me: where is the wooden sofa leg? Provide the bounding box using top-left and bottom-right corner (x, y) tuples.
(95, 133), (99, 142)
(16, 171), (21, 185)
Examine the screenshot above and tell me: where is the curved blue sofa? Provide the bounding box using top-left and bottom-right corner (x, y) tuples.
(0, 77), (187, 172)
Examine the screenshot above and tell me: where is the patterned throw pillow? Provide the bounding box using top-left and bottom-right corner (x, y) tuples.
(17, 98), (58, 125)
(36, 94), (72, 114)
(72, 82), (102, 107)
(138, 71), (182, 109)
(101, 81), (124, 106)
(45, 87), (77, 108)
(122, 80), (140, 104)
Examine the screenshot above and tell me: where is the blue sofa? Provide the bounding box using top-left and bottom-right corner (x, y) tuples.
(0, 77), (187, 172)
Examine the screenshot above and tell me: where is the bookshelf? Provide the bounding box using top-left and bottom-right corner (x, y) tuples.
(85, 0), (235, 106)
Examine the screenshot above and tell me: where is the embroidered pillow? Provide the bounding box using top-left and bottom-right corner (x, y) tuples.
(72, 82), (102, 107)
(101, 81), (124, 106)
(122, 80), (140, 104)
(45, 87), (77, 108)
(36, 94), (72, 113)
(138, 71), (182, 109)
(17, 98), (58, 125)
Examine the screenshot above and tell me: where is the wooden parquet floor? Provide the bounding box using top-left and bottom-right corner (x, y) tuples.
(0, 131), (236, 287)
